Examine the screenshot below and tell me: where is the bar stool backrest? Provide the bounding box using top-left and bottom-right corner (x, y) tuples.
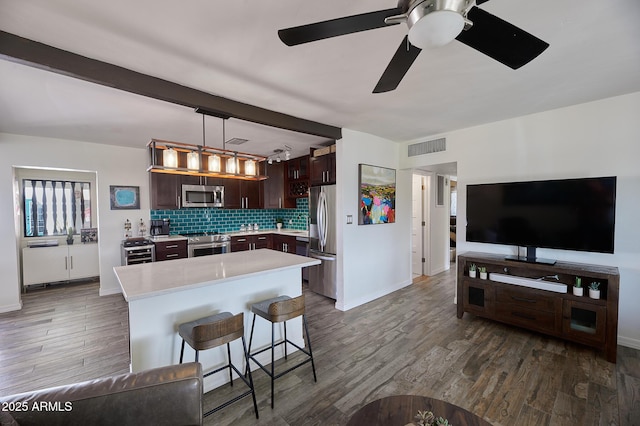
(193, 312), (244, 351)
(268, 295), (305, 323)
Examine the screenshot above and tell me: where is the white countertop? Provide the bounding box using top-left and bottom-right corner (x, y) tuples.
(149, 235), (188, 242)
(113, 249), (319, 302)
(227, 229), (308, 238)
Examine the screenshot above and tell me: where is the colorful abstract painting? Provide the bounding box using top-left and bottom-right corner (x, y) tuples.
(359, 164), (396, 225)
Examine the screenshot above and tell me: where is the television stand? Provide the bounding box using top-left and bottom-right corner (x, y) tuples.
(504, 246), (556, 265)
(457, 252), (619, 363)
(504, 254), (557, 265)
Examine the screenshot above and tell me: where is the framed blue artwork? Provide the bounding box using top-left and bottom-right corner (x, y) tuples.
(110, 185), (140, 210)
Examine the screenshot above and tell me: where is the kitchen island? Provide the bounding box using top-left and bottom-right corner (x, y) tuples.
(113, 249), (320, 392)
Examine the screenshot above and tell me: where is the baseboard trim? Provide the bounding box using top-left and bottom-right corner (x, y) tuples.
(618, 336), (640, 351)
(336, 279), (411, 311)
(0, 301), (23, 313)
(99, 287), (122, 297)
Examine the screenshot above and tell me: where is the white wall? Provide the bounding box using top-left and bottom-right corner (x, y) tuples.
(400, 92), (640, 349)
(336, 129), (412, 311)
(0, 133), (149, 312)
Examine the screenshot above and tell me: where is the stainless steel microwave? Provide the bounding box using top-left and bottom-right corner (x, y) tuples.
(181, 184), (224, 208)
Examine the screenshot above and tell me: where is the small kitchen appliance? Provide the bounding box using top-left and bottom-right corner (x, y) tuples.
(150, 219), (170, 236)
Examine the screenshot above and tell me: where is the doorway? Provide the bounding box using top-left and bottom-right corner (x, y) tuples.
(411, 174), (427, 279)
(14, 166), (100, 292)
(411, 163), (457, 278)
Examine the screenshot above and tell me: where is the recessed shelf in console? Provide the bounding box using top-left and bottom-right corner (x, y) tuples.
(489, 273), (567, 293)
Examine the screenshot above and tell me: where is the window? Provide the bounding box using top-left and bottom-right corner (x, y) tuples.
(450, 188), (457, 216)
(23, 179), (92, 237)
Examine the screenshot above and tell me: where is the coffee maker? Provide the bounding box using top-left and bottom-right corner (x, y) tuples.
(150, 219), (170, 236)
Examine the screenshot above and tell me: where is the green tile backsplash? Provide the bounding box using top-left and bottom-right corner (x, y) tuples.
(151, 197), (309, 235)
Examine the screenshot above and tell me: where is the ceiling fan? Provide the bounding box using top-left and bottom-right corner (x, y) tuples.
(278, 0), (549, 93)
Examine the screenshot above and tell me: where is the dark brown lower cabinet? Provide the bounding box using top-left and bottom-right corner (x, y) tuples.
(154, 240), (188, 261)
(230, 234), (271, 252)
(272, 235), (296, 253)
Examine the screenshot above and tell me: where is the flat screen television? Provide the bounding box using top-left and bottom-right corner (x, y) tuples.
(466, 176), (616, 263)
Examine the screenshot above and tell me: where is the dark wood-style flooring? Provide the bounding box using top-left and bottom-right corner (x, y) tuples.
(1, 269), (639, 425)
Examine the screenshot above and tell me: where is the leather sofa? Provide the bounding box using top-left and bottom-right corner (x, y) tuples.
(0, 362), (203, 426)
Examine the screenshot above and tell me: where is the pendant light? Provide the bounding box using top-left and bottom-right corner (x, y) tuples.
(208, 154), (221, 173)
(163, 148), (178, 168)
(220, 118), (238, 174)
(203, 114), (221, 172)
(245, 159), (256, 176)
(226, 155), (239, 174)
(147, 107), (267, 180)
(186, 151), (199, 170)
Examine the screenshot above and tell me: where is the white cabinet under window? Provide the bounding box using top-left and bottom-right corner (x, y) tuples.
(22, 244), (99, 287)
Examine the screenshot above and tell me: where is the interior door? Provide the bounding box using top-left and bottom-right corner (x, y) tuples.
(411, 174), (425, 278)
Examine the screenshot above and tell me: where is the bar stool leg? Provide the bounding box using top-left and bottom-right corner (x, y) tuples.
(179, 339), (185, 364)
(245, 313), (257, 376)
(195, 350), (199, 363)
(303, 314), (317, 382)
(241, 336), (259, 419)
(271, 321), (275, 409)
(227, 342), (233, 387)
(284, 321), (288, 359)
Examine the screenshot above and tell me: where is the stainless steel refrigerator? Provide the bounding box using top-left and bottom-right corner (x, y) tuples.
(308, 185), (337, 299)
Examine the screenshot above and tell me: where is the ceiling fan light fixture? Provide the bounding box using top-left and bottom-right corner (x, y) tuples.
(408, 9), (465, 48)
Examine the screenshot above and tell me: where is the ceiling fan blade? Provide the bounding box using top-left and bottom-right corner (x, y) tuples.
(278, 8), (402, 46)
(373, 36), (421, 93)
(456, 7), (549, 69)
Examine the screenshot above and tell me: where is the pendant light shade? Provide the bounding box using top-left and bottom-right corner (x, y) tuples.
(163, 148), (178, 168)
(226, 156), (238, 174)
(208, 154), (221, 172)
(187, 151), (200, 170)
(245, 159), (256, 176)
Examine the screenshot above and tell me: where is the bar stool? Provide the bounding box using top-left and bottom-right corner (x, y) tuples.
(178, 312), (259, 419)
(246, 295), (317, 408)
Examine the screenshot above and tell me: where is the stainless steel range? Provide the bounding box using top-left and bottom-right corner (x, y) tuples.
(186, 232), (231, 257)
(121, 238), (156, 265)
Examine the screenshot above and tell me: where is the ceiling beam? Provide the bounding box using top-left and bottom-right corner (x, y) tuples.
(0, 30), (342, 140)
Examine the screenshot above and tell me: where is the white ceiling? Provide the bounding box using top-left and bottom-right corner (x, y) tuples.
(1, 0), (639, 160)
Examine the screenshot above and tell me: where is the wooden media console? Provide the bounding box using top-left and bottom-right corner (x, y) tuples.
(457, 252), (619, 363)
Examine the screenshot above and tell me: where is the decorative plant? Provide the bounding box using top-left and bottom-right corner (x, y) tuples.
(589, 282), (600, 291)
(66, 227), (74, 244)
(414, 410), (450, 426)
(469, 263), (477, 272)
(478, 266), (487, 273)
(574, 277), (582, 288)
(275, 217), (284, 224)
(415, 410), (434, 425)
